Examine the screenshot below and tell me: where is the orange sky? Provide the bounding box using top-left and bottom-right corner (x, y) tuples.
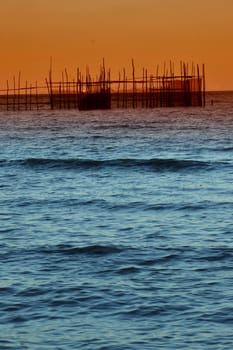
(0, 0), (233, 90)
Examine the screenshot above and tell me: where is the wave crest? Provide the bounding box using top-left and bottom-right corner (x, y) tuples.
(1, 157), (219, 171)
(41, 244), (123, 256)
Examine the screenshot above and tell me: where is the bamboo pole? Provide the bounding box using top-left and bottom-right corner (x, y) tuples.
(156, 64), (159, 107)
(149, 74), (152, 108)
(117, 71), (120, 108)
(142, 67), (145, 108)
(25, 81), (28, 110)
(29, 83), (32, 110)
(59, 82), (62, 109)
(49, 58), (54, 110)
(35, 81), (39, 110)
(145, 69), (148, 108)
(123, 68), (126, 108)
(202, 63), (206, 107)
(132, 58), (135, 108)
(65, 68), (70, 109)
(197, 64), (201, 106)
(17, 71), (21, 110)
(45, 78), (52, 110)
(76, 68), (79, 108)
(13, 75), (16, 110)
(62, 71), (65, 108)
(183, 62), (187, 106)
(102, 58), (106, 91)
(86, 65), (89, 93)
(6, 80), (9, 111)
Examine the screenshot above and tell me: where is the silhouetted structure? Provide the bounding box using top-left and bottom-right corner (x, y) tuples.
(0, 61), (206, 111)
(78, 90), (111, 110)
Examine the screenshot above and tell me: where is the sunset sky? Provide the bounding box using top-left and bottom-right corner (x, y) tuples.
(0, 0), (233, 90)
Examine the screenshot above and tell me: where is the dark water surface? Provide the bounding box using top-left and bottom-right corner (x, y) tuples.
(1, 92), (233, 349)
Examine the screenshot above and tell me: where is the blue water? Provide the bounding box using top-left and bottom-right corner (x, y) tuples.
(1, 92), (233, 349)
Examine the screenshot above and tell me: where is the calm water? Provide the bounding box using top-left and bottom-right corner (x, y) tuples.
(1, 92), (233, 349)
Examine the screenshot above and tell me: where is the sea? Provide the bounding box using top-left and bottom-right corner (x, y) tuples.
(1, 91), (233, 350)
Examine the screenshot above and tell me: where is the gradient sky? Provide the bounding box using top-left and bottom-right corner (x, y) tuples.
(0, 0), (233, 90)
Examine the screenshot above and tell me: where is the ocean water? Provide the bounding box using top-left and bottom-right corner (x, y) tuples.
(1, 92), (233, 349)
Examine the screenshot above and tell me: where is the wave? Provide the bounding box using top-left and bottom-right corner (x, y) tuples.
(0, 157), (223, 171)
(0, 244), (125, 264)
(39, 243), (124, 256)
(215, 146), (233, 152)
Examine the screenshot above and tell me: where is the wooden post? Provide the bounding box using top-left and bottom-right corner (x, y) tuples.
(49, 58), (54, 109)
(117, 71), (120, 109)
(102, 58), (106, 91)
(180, 60), (183, 104)
(149, 74), (152, 108)
(29, 83), (32, 110)
(13, 76), (16, 110)
(202, 64), (206, 107)
(62, 72), (65, 108)
(197, 64), (202, 106)
(76, 68), (79, 108)
(183, 62), (186, 106)
(142, 67), (145, 108)
(25, 81), (28, 110)
(132, 59), (135, 108)
(65, 68), (70, 109)
(46, 78), (52, 109)
(156, 65), (159, 107)
(35, 81), (39, 110)
(58, 82), (62, 109)
(17, 71), (21, 111)
(123, 68), (126, 108)
(6, 80), (9, 111)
